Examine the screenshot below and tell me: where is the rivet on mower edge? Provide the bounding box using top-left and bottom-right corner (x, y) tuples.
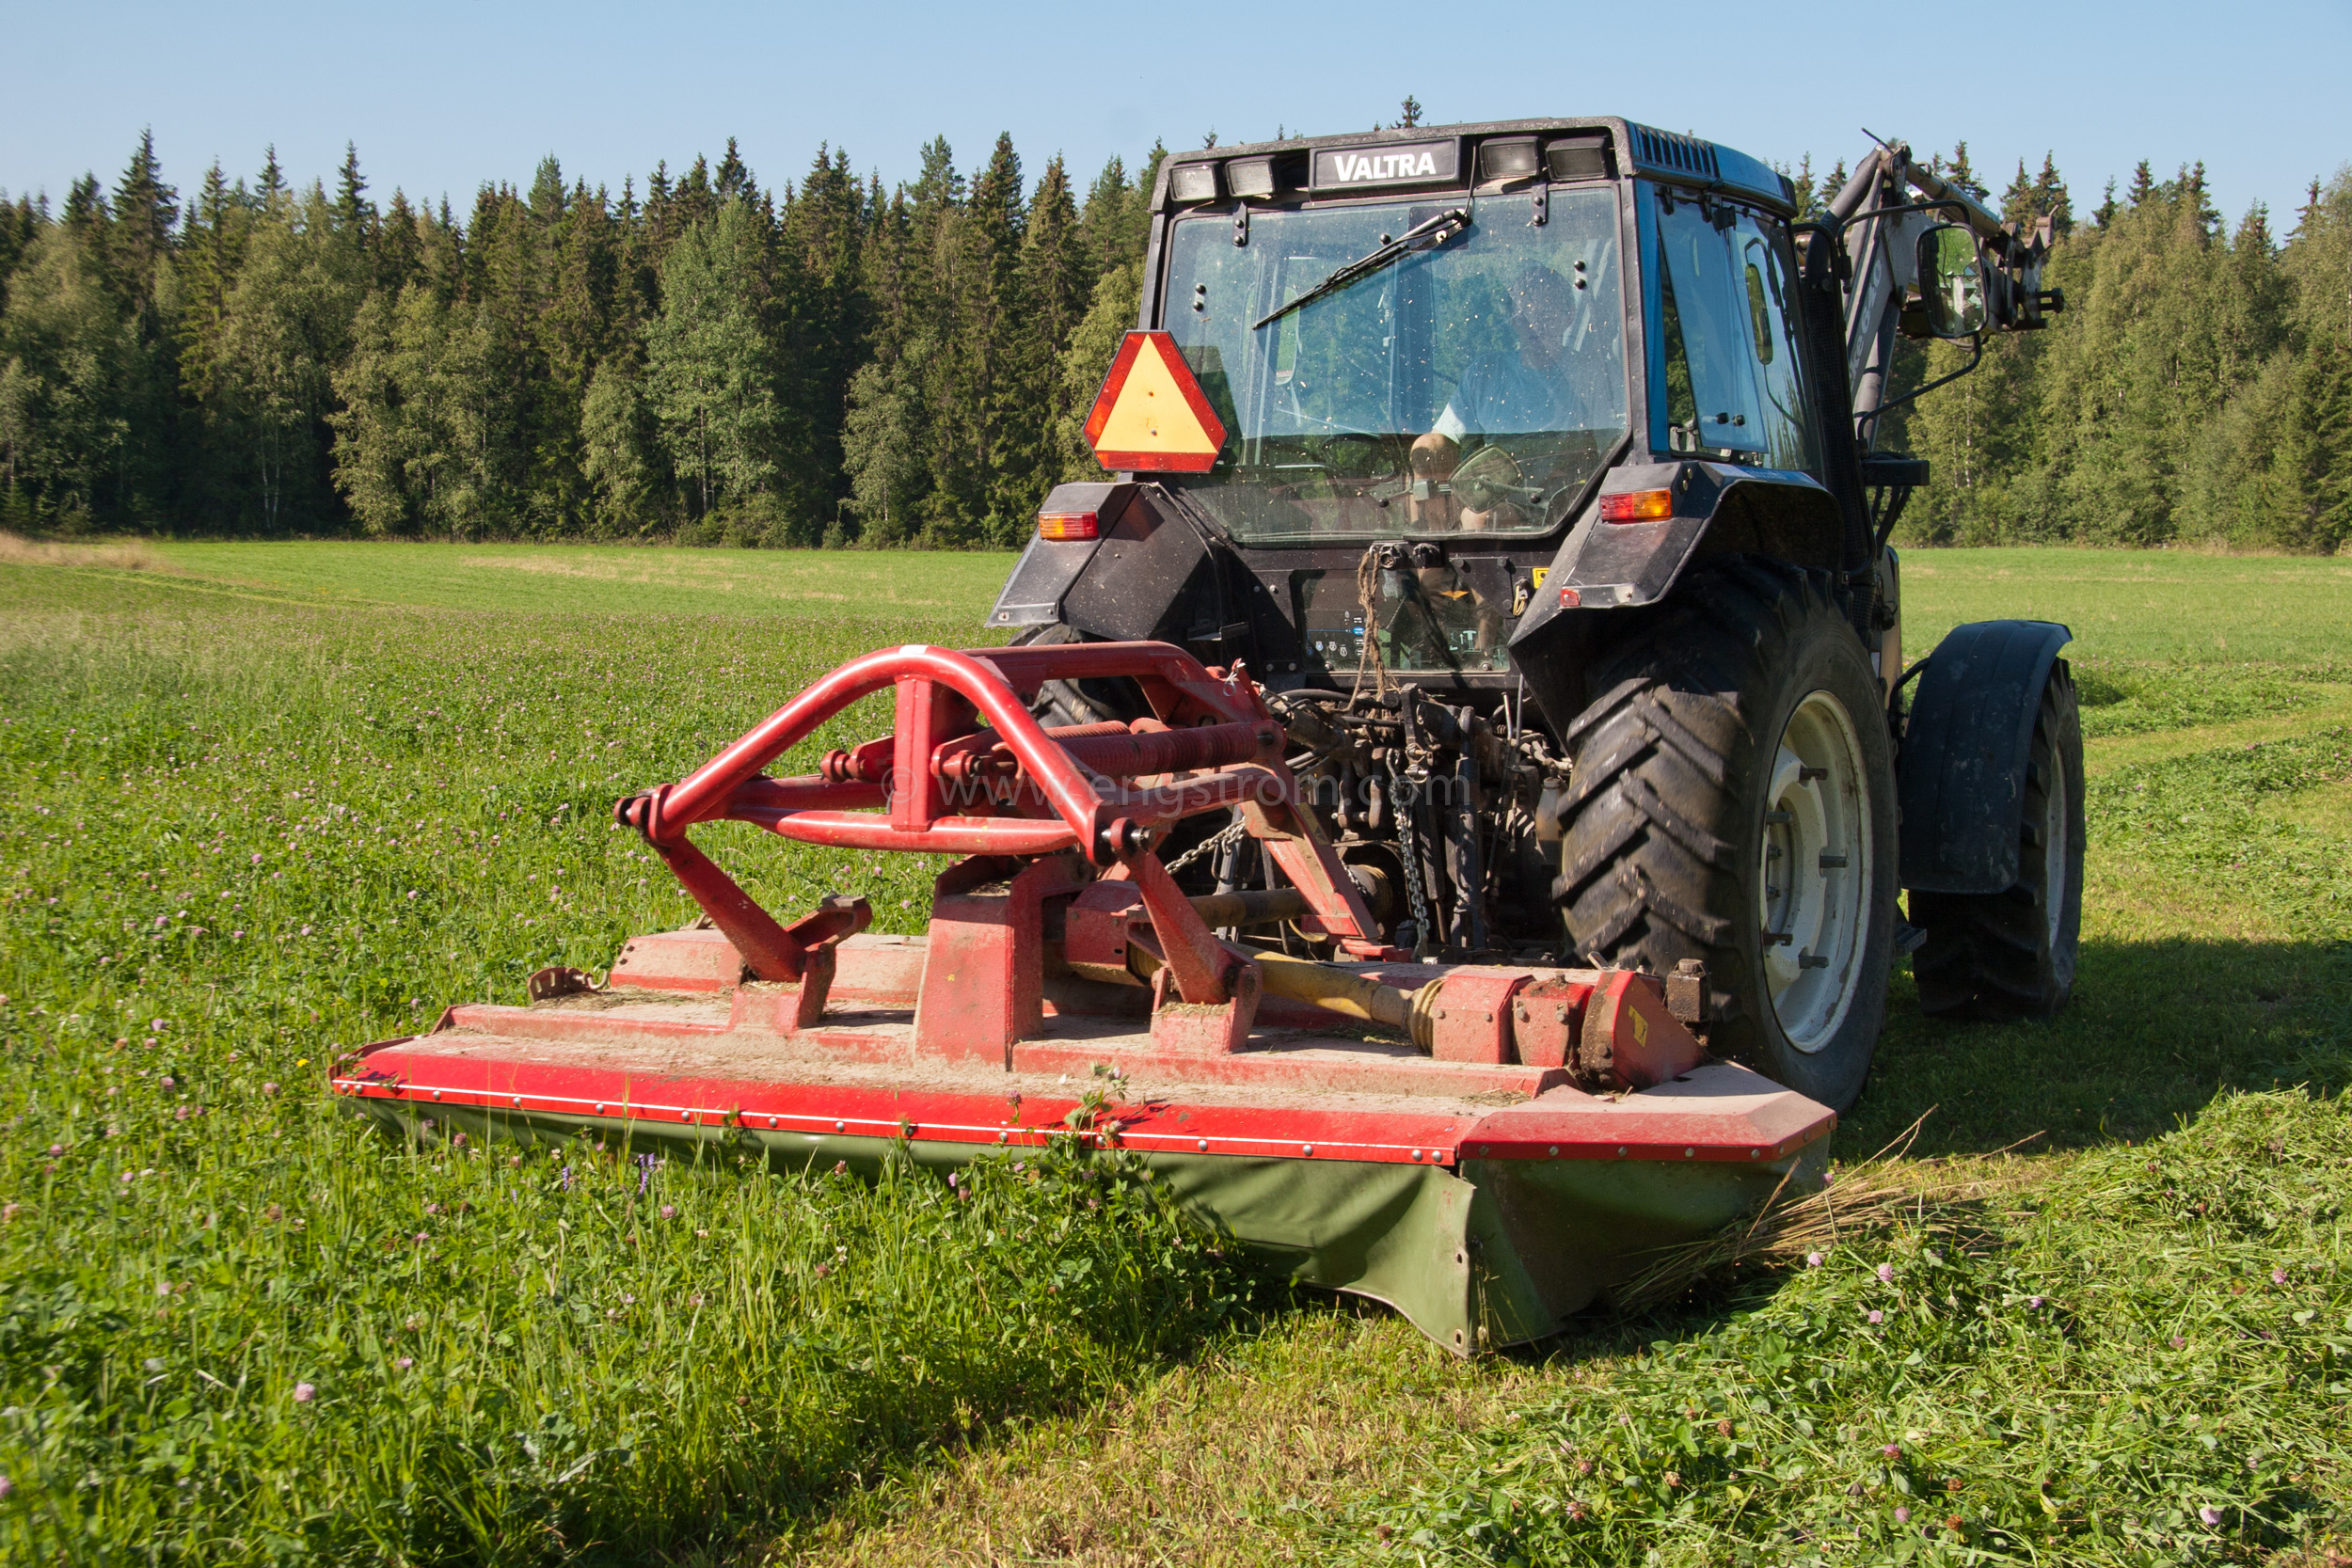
(836, 1120), (847, 1132)
(1197, 1139), (1208, 1152)
(1615, 1146), (1626, 1157)
(512, 1097), (522, 1108)
(770, 1117), (780, 1129)
(681, 1109), (691, 1122)
(1549, 1146), (1559, 1157)
(1683, 1147), (1694, 1158)
(997, 1132), (1008, 1143)
(595, 1103), (606, 1114)
(1302, 1144), (1314, 1156)
(431, 1090), (441, 1101)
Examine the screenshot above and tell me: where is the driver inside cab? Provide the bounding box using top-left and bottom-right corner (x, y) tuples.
(1406, 261), (1582, 530)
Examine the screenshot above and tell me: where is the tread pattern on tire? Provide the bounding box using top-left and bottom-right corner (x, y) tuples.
(1551, 555), (1843, 1050)
(1909, 665), (2084, 1020)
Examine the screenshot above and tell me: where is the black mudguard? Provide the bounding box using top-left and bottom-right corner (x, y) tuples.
(1896, 619), (2074, 895)
(1510, 460), (1842, 646)
(987, 482), (1139, 630)
(986, 482), (1266, 667)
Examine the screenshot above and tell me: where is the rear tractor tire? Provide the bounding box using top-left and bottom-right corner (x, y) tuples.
(1553, 557), (1899, 1111)
(1909, 666), (2085, 1020)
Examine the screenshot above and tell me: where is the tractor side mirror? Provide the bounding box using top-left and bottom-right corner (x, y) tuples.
(1915, 224), (1987, 339)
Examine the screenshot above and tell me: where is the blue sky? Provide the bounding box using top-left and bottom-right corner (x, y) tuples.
(5, 0), (2346, 231)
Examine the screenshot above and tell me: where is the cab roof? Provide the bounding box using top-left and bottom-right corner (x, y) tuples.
(1155, 116), (1796, 218)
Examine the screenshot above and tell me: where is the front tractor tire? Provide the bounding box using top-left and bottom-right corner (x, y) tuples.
(1908, 667), (2085, 1020)
(1554, 557), (1899, 1111)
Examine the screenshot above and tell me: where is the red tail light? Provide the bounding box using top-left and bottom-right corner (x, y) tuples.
(1038, 512), (1100, 542)
(1598, 488), (1674, 524)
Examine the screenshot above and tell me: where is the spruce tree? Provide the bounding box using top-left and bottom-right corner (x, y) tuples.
(109, 130), (179, 306)
(2034, 153), (2074, 236)
(376, 190), (423, 293)
(2000, 159), (2038, 229)
(334, 143), (375, 247)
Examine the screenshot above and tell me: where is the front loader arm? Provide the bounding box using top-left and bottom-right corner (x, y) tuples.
(1826, 139), (2063, 443)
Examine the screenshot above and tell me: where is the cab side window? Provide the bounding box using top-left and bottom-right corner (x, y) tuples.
(1653, 194), (1765, 456)
(1734, 211), (1819, 473)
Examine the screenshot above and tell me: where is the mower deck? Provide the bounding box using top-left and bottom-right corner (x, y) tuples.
(340, 931), (1833, 1352)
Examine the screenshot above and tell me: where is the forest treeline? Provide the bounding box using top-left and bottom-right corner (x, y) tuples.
(0, 132), (2346, 550)
(0, 132), (1160, 547)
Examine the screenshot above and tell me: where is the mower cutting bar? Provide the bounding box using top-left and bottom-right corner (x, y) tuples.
(332, 1046), (1827, 1167)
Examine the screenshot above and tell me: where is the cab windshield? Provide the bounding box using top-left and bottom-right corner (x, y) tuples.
(1162, 187), (1627, 544)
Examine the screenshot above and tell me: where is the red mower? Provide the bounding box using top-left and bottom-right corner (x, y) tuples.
(337, 639), (1830, 1352)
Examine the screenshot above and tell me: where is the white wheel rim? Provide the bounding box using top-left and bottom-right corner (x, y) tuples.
(2041, 744), (2069, 950)
(1757, 690), (1872, 1053)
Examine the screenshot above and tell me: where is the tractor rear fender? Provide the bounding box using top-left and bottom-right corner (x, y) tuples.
(1896, 619), (2074, 895)
(1509, 461), (1843, 646)
(989, 483), (1274, 669)
(987, 482), (1140, 631)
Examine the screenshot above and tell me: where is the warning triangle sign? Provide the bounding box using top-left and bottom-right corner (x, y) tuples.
(1083, 330), (1228, 473)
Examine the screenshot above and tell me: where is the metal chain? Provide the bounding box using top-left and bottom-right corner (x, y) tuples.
(1389, 763), (1435, 955)
(1163, 813), (1248, 877)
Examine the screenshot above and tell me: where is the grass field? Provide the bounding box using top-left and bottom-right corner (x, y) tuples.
(1, 541), (2345, 1565)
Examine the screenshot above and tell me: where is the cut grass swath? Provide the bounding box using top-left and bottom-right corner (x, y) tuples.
(1613, 1111), (2044, 1311)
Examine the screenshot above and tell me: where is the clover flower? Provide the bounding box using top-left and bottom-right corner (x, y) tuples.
(1876, 1262), (1895, 1284)
(1894, 1507), (1910, 1523)
(2200, 1506), (2222, 1527)
(393, 1357), (414, 1371)
(1806, 1251), (1823, 1267)
(1882, 1443), (1902, 1459)
(1867, 1309), (1884, 1324)
(293, 1382), (316, 1403)
(659, 1204), (677, 1220)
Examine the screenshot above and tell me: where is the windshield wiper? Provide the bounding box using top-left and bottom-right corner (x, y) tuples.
(1251, 207), (1470, 332)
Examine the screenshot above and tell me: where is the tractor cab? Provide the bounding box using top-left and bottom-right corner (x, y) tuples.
(1147, 121), (1812, 553)
(997, 119), (1867, 689)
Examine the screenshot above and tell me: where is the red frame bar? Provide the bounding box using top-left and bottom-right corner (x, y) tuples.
(331, 1049), (1832, 1167)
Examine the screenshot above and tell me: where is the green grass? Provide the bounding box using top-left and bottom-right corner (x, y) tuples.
(1897, 548), (2352, 665)
(0, 558), (1242, 1563)
(93, 538), (1019, 623)
(2, 540), (2348, 1565)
